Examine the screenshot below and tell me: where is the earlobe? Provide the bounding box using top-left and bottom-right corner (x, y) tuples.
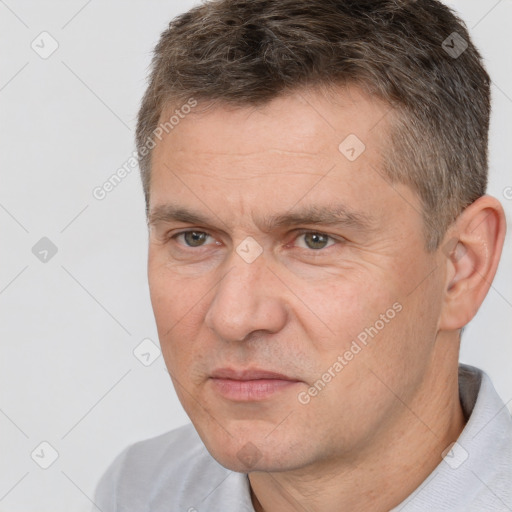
(439, 195), (506, 331)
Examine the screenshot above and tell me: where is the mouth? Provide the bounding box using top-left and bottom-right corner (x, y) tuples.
(209, 368), (302, 401)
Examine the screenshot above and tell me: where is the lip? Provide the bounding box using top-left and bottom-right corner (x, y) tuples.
(211, 368), (297, 381)
(209, 367), (301, 401)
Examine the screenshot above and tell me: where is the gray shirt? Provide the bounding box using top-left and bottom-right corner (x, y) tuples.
(94, 364), (512, 511)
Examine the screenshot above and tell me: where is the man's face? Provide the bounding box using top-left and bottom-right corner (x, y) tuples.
(148, 87), (446, 473)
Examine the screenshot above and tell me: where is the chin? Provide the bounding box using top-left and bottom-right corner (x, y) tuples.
(210, 446), (302, 474)
(197, 424), (310, 473)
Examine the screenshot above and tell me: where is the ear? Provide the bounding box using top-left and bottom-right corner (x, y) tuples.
(439, 195), (507, 330)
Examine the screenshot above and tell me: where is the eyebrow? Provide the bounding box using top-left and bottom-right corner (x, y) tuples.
(148, 203), (375, 233)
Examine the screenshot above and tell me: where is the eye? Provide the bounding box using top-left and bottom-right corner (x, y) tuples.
(169, 229), (339, 251)
(293, 231), (337, 250)
(173, 230), (215, 248)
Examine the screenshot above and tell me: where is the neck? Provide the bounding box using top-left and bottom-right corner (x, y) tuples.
(249, 352), (465, 512)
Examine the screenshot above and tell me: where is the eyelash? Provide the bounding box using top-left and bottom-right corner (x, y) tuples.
(169, 229), (339, 251)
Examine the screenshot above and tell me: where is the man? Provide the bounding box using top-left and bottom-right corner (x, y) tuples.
(94, 0), (511, 510)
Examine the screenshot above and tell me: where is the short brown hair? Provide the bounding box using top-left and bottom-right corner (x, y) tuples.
(136, 0), (490, 250)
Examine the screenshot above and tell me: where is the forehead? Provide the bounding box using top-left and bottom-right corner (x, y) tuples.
(147, 86), (427, 252)
(147, 85), (420, 236)
(153, 85), (391, 162)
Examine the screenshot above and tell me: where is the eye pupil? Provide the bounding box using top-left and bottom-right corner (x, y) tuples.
(184, 231), (207, 247)
(304, 232), (328, 249)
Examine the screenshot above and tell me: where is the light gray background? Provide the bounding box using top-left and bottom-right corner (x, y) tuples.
(0, 1), (510, 511)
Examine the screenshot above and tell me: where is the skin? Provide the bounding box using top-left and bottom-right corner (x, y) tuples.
(147, 86), (506, 512)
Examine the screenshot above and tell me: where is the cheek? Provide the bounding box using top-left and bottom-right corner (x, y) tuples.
(148, 258), (210, 363)
(350, 261), (445, 400)
(148, 246), (206, 322)
(296, 271), (397, 354)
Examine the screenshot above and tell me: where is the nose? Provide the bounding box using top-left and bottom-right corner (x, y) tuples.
(204, 250), (288, 343)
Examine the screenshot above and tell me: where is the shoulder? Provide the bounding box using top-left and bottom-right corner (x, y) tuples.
(93, 423), (252, 512)
(463, 365), (512, 509)
(114, 422), (206, 476)
(392, 365), (512, 511)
